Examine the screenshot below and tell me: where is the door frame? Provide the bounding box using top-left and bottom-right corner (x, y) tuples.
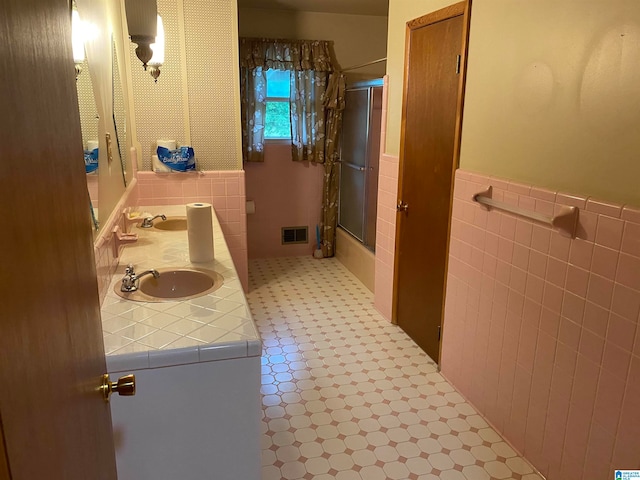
(391, 1), (472, 362)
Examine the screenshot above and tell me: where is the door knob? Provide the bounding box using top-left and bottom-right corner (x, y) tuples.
(101, 373), (136, 402)
(396, 201), (409, 212)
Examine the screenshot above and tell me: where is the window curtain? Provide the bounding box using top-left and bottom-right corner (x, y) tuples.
(288, 41), (333, 164)
(239, 66), (266, 163)
(320, 73), (345, 257)
(239, 38), (335, 164)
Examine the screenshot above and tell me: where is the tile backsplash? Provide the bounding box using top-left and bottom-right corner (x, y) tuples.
(94, 170), (249, 306)
(441, 169), (640, 478)
(136, 171), (248, 292)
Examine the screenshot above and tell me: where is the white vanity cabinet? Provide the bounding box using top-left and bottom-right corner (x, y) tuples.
(108, 355), (260, 480)
(102, 205), (261, 480)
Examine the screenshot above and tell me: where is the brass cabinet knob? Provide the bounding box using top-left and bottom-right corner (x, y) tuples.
(101, 373), (136, 402)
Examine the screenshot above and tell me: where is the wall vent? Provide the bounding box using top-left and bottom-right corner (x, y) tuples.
(282, 226), (308, 245)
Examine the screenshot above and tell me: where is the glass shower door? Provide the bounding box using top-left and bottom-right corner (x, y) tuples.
(339, 87), (370, 242)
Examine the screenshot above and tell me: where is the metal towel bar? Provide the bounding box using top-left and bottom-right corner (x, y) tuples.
(473, 186), (578, 238)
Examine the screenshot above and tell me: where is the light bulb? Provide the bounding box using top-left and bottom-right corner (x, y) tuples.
(72, 9), (85, 64)
(149, 15), (165, 66)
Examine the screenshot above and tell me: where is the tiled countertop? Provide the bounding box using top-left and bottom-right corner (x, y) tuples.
(102, 205), (261, 373)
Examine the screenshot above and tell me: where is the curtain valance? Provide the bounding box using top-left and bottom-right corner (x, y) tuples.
(239, 37), (335, 72)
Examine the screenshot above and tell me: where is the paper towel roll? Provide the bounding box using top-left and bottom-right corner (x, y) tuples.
(152, 154), (171, 172)
(246, 200), (256, 215)
(157, 139), (177, 150)
(187, 203), (214, 263)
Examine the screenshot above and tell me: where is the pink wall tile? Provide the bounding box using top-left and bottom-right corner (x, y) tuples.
(244, 144), (323, 260)
(569, 239), (593, 270)
(622, 221), (640, 257)
(611, 285), (640, 324)
(575, 210), (598, 242)
(540, 308), (561, 338)
(609, 314), (636, 360)
(582, 301), (609, 337)
(591, 244), (619, 279)
(578, 329), (605, 364)
(543, 282), (564, 313)
(440, 169), (640, 479)
(595, 215), (624, 250)
(546, 257), (567, 287)
(531, 225), (551, 253)
(562, 292), (585, 325)
(530, 186), (556, 202)
(565, 265), (589, 297)
(556, 193), (588, 210)
(616, 253), (640, 291)
(558, 318), (581, 349)
(587, 199), (622, 218)
(549, 234), (571, 261)
(622, 206), (640, 223)
(586, 274), (614, 309)
(601, 341), (632, 382)
(373, 184), (398, 310)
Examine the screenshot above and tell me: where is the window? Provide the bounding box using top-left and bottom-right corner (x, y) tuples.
(264, 69), (291, 139)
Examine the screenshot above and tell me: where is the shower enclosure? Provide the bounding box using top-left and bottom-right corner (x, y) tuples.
(338, 79), (383, 251)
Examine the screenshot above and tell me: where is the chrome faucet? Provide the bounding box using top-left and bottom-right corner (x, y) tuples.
(120, 264), (160, 292)
(140, 214), (167, 228)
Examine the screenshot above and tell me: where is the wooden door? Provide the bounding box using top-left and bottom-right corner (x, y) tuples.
(0, 0), (118, 478)
(393, 2), (470, 363)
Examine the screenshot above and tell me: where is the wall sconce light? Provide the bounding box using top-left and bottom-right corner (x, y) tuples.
(124, 0), (158, 70)
(148, 15), (165, 82)
(72, 8), (85, 79)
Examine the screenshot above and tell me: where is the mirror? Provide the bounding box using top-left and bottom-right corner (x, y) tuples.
(112, 37), (128, 188)
(75, 18), (131, 233)
(76, 56), (101, 230)
(75, 0), (134, 237)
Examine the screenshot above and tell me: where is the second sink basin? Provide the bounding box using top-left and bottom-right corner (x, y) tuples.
(115, 268), (223, 302)
(153, 216), (187, 231)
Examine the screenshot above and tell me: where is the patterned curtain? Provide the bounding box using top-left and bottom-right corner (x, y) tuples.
(239, 38), (334, 164)
(290, 70), (327, 163)
(320, 73), (346, 257)
(239, 66), (266, 163)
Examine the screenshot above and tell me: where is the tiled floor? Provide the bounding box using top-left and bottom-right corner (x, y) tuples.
(248, 257), (543, 480)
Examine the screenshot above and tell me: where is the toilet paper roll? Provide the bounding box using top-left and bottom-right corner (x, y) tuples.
(187, 202), (214, 263)
(157, 139), (177, 150)
(152, 154), (171, 173)
(246, 200), (256, 215)
(86, 140), (99, 151)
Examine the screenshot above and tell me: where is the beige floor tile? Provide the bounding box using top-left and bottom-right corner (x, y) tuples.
(249, 257), (543, 480)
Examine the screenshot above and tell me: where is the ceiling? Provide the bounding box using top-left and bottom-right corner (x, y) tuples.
(236, 0), (388, 17)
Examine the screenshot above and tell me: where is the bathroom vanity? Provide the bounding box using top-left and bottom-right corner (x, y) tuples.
(101, 205), (261, 480)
